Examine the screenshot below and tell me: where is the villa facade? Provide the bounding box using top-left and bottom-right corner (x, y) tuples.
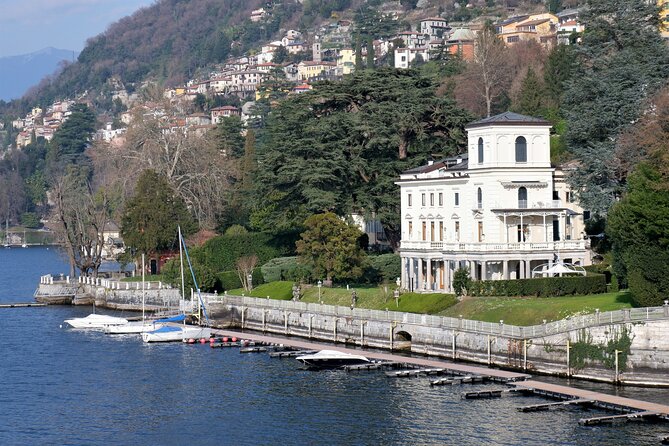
(396, 112), (591, 293)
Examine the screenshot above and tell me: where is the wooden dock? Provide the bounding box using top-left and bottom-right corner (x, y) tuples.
(518, 399), (594, 412)
(212, 329), (530, 382)
(0, 302), (46, 308)
(511, 380), (669, 421)
(213, 328), (669, 424)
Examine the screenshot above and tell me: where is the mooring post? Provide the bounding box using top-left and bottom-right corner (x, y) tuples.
(309, 315), (313, 339)
(360, 320), (365, 346)
(614, 349), (621, 385)
(241, 307), (245, 329)
(284, 311), (289, 335)
(566, 339), (571, 377)
(487, 335), (491, 365)
(262, 310), (266, 333)
(333, 318), (338, 343)
(523, 339), (527, 370)
(452, 332), (456, 360)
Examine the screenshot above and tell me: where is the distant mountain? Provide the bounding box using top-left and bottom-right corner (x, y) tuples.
(0, 47), (77, 101)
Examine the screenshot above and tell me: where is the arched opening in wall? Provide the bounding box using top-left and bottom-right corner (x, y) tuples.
(394, 330), (412, 350)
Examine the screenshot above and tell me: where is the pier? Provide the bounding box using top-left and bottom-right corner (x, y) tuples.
(0, 302), (47, 308)
(212, 328), (669, 426)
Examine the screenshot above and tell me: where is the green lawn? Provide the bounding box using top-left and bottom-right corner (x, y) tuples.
(228, 281), (457, 314)
(438, 291), (634, 326)
(121, 274), (164, 282)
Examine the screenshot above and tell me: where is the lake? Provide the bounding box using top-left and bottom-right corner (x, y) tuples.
(0, 247), (667, 445)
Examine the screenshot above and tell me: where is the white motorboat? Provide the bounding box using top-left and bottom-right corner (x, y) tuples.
(142, 325), (211, 343)
(64, 314), (129, 329)
(105, 321), (164, 334)
(296, 350), (370, 369)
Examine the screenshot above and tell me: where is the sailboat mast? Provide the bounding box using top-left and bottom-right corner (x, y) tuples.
(178, 226), (186, 324)
(141, 253), (145, 322)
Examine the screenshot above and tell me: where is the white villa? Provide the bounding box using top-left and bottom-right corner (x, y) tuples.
(396, 112), (591, 293)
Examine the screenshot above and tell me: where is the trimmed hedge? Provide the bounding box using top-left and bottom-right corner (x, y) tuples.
(195, 233), (283, 272)
(468, 274), (606, 297)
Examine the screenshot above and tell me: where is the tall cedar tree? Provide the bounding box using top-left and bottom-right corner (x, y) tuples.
(564, 0), (669, 215)
(121, 170), (196, 256)
(252, 68), (472, 247)
(46, 103), (96, 174)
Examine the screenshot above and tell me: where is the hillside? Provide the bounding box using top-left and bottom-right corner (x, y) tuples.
(0, 48), (77, 101)
(9, 0), (582, 111)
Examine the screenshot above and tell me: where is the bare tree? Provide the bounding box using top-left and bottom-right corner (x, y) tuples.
(456, 24), (512, 117)
(92, 105), (238, 228)
(236, 255), (258, 292)
(51, 167), (113, 278)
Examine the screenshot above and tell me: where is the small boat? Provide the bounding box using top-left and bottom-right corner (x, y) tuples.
(296, 350), (370, 369)
(141, 325), (211, 343)
(64, 314), (129, 329)
(106, 313), (185, 334)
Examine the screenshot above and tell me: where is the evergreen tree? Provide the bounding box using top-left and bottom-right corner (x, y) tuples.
(513, 67), (544, 117)
(366, 37), (375, 69)
(121, 170), (196, 256)
(296, 212), (368, 282)
(355, 36), (364, 70)
(564, 0), (669, 215)
(47, 103), (96, 173)
(543, 44), (575, 109)
(273, 45), (289, 64)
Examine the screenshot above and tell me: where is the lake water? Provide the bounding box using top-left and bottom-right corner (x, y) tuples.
(1, 247), (668, 445)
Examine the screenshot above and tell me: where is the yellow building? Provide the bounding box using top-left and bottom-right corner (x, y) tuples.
(497, 13), (558, 47)
(337, 49), (355, 75)
(660, 0), (669, 39)
(297, 61), (336, 80)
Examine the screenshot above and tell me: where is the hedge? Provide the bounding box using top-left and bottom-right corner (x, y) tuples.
(195, 233), (283, 272)
(261, 256), (312, 282)
(468, 274), (607, 297)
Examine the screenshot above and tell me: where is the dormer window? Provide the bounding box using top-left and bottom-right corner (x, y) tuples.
(515, 136), (527, 162)
(478, 137), (484, 164)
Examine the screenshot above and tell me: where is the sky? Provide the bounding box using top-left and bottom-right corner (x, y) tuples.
(0, 0), (156, 58)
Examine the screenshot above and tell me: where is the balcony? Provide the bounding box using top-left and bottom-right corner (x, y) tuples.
(400, 240), (589, 252)
(492, 200), (564, 211)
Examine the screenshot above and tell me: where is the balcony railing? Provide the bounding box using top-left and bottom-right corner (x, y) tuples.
(492, 200), (563, 210)
(400, 240), (588, 252)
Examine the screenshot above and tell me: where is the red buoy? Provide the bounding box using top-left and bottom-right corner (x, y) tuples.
(222, 337), (229, 342)
(200, 338), (206, 344)
(231, 337), (237, 342)
(209, 338), (215, 343)
(188, 338), (196, 344)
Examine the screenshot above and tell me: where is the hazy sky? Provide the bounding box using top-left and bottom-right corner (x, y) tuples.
(0, 0), (156, 58)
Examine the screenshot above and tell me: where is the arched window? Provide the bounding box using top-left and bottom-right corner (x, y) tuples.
(477, 187), (483, 209)
(518, 187), (527, 209)
(478, 137), (484, 164)
(515, 136), (527, 162)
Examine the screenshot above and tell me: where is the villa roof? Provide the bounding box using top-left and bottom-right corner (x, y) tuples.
(465, 112), (550, 129)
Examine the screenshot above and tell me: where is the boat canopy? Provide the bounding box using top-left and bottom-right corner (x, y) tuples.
(149, 325), (183, 333)
(155, 314), (186, 323)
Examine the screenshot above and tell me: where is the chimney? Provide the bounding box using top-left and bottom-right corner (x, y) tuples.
(313, 41), (321, 62)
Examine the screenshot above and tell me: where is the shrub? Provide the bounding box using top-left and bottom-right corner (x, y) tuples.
(452, 268), (471, 297)
(369, 253), (401, 283)
(261, 256), (298, 282)
(468, 274), (607, 297)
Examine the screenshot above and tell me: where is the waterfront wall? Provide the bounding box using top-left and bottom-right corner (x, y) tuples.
(35, 276), (669, 385)
(204, 295), (669, 386)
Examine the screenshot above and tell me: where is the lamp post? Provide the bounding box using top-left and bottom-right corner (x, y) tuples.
(318, 280), (322, 304)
